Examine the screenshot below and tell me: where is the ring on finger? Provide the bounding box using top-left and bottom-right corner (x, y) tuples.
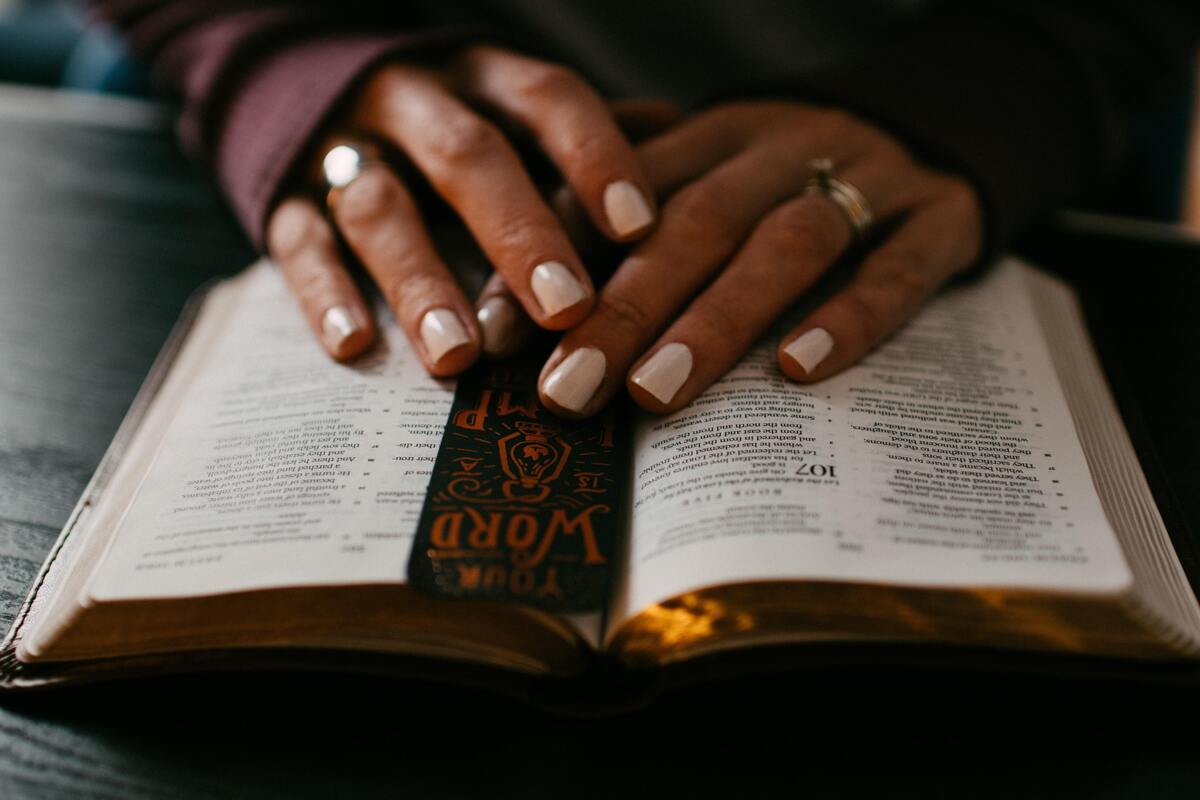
(322, 141), (385, 208)
(805, 157), (875, 239)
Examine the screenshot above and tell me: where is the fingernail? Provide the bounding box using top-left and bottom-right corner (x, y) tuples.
(631, 342), (692, 405)
(784, 328), (834, 374)
(542, 347), (606, 413)
(476, 296), (520, 357)
(531, 261), (589, 317)
(322, 305), (359, 351)
(604, 180), (654, 237)
(419, 308), (471, 364)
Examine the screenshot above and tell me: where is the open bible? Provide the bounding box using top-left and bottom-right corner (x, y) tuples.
(4, 256), (1200, 704)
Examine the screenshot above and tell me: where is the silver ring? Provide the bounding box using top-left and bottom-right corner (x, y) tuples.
(321, 142), (383, 207)
(804, 157), (875, 239)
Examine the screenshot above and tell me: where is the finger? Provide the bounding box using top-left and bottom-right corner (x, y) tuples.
(537, 143), (848, 418)
(547, 100), (737, 251)
(475, 272), (534, 359)
(267, 195), (375, 361)
(627, 160), (923, 412)
(328, 162), (482, 375)
(550, 182), (600, 252)
(779, 185), (983, 382)
(546, 97), (682, 247)
(456, 46), (658, 241)
(355, 67), (595, 330)
(633, 104), (763, 195)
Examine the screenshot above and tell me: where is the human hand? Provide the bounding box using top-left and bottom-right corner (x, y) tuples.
(264, 44), (659, 374)
(534, 101), (984, 416)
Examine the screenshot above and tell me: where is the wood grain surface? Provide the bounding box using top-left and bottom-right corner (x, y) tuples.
(2, 87), (1200, 799)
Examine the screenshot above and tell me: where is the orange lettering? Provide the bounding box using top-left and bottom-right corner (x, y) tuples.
(496, 391), (539, 419)
(456, 563), (481, 589)
(483, 564), (506, 590)
(431, 512), (463, 549)
(546, 504), (609, 565)
(465, 507), (501, 549)
(537, 566), (563, 600)
(505, 513), (539, 550)
(510, 568), (535, 595)
(453, 389), (492, 430)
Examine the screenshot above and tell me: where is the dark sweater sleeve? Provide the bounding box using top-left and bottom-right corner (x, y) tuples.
(795, 1), (1200, 255)
(88, 2), (469, 248)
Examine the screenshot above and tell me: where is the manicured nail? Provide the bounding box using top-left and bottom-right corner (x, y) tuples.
(419, 308), (471, 364)
(631, 342), (692, 405)
(321, 305), (359, 351)
(542, 347), (606, 413)
(476, 296), (520, 357)
(531, 261), (588, 317)
(604, 180), (654, 237)
(784, 328), (834, 374)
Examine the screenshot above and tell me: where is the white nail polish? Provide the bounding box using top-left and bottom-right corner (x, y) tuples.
(476, 296), (520, 357)
(322, 306), (359, 349)
(531, 261), (588, 317)
(543, 347), (606, 413)
(419, 308), (471, 364)
(604, 180), (654, 237)
(631, 342), (692, 405)
(784, 328), (834, 374)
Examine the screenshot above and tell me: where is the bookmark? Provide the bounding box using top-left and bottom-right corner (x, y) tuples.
(409, 356), (631, 612)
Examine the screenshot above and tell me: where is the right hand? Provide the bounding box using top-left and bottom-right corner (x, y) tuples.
(264, 44), (659, 375)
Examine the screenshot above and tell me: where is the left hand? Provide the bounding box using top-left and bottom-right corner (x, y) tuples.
(532, 101), (985, 417)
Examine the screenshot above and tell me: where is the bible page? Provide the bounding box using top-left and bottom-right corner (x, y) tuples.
(614, 259), (1134, 625)
(85, 262), (454, 601)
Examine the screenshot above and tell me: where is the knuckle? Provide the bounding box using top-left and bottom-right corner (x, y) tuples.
(455, 42), (494, 67)
(335, 169), (406, 229)
(364, 64), (413, 98)
(768, 200), (843, 263)
(381, 271), (443, 317)
(666, 184), (745, 244)
(940, 178), (981, 217)
(690, 300), (743, 344)
(841, 290), (884, 345)
(931, 178), (984, 264)
(428, 116), (506, 167)
(292, 266), (341, 306)
(516, 63), (584, 103)
(812, 107), (858, 137)
(596, 292), (652, 339)
(559, 127), (613, 168)
(268, 199), (330, 261)
(892, 263), (937, 299)
(873, 251), (939, 298)
(872, 138), (913, 166)
(490, 214), (552, 260)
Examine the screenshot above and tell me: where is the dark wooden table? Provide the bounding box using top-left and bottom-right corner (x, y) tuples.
(3, 85), (1200, 799)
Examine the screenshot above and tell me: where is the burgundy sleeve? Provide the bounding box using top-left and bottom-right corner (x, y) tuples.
(88, 2), (469, 247)
(792, 1), (1200, 256)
